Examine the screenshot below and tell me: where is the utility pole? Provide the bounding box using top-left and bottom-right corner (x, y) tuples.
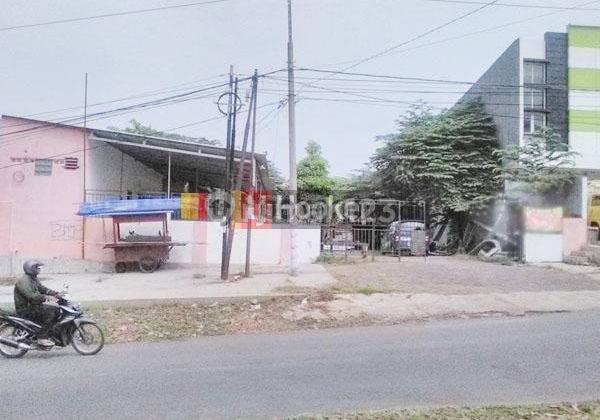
(245, 70), (259, 278)
(287, 0), (298, 275)
(221, 66), (235, 280)
(81, 72), (88, 261)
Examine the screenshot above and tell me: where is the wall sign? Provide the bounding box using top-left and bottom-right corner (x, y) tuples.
(10, 156), (79, 170)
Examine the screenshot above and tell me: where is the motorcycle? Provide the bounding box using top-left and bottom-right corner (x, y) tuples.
(0, 293), (104, 358)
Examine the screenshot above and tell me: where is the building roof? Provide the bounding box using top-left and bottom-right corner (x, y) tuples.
(1, 115), (270, 189)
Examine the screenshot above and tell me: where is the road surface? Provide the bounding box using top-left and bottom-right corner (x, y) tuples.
(3, 311), (600, 419)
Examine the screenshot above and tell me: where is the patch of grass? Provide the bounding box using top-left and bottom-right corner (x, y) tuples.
(273, 285), (316, 295)
(475, 254), (519, 266)
(289, 401), (600, 419)
(328, 282), (393, 295)
(355, 285), (382, 295)
(84, 297), (313, 344)
(316, 253), (356, 264)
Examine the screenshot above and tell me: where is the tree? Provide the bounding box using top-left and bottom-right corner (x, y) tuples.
(108, 119), (219, 145)
(372, 99), (503, 246)
(265, 159), (286, 193)
(494, 127), (578, 194)
(297, 140), (337, 198)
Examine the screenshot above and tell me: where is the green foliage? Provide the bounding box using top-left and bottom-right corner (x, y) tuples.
(372, 99), (502, 218)
(494, 127), (578, 194)
(108, 119), (218, 145)
(265, 159), (286, 193)
(339, 167), (384, 200)
(297, 140), (337, 197)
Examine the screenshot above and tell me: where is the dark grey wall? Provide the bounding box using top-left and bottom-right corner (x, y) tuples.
(544, 32), (569, 143)
(460, 40), (521, 149)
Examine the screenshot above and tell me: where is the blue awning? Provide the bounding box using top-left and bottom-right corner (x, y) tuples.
(77, 198), (181, 217)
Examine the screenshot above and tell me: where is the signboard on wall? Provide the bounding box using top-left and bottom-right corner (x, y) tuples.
(524, 207), (563, 233)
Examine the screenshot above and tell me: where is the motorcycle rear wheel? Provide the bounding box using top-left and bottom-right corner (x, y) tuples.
(0, 324), (28, 359)
(71, 322), (105, 356)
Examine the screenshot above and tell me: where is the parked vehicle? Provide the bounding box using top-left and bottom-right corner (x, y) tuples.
(590, 195), (600, 237)
(0, 293), (104, 358)
(382, 220), (429, 256)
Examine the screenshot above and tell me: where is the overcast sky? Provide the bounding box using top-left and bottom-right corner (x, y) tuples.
(1, 0), (599, 176)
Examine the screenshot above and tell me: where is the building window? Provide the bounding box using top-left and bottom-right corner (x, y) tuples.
(524, 87), (545, 109)
(524, 111), (546, 135)
(34, 159), (53, 176)
(524, 61), (546, 84)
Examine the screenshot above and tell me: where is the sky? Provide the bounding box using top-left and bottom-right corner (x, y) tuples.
(1, 0), (600, 177)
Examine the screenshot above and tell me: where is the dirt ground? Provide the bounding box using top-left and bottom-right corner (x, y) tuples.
(322, 255), (600, 295)
(86, 293), (380, 344)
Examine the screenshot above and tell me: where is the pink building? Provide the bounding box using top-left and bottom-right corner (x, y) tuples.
(0, 115), (320, 275)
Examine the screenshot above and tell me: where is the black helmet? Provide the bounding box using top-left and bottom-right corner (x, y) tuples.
(23, 260), (44, 277)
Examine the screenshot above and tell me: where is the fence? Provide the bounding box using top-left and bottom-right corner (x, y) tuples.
(321, 225), (389, 254)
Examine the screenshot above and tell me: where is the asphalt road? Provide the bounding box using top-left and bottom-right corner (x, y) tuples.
(3, 311), (600, 419)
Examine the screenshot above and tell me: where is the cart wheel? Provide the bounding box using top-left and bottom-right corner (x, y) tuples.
(115, 262), (127, 273)
(139, 256), (159, 273)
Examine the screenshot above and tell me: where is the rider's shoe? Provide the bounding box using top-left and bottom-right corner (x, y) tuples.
(36, 338), (54, 348)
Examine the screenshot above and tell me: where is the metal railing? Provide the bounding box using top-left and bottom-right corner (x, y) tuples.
(321, 225), (389, 253)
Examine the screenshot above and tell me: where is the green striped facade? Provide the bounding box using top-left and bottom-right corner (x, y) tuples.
(569, 26), (600, 134)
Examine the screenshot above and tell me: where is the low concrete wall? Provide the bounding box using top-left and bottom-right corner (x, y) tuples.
(0, 253), (110, 277)
(168, 221), (321, 265)
(524, 232), (564, 263)
(563, 217), (588, 257)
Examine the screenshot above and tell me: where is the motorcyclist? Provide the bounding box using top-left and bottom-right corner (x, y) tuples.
(14, 260), (61, 347)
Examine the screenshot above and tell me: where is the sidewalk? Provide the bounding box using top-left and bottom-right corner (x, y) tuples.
(3, 259), (600, 323)
(284, 289), (600, 322)
(0, 264), (335, 306)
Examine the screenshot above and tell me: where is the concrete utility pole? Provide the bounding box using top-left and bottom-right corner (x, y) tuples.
(287, 0), (298, 275)
(81, 72), (88, 261)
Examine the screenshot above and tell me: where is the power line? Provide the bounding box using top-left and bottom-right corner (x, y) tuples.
(2, 74), (229, 132)
(0, 100), (289, 172)
(0, 71), (285, 154)
(294, 68), (569, 90)
(424, 0), (600, 10)
(337, 0), (499, 71)
(309, 0), (597, 75)
(1, 69), (285, 141)
(294, 0), (499, 100)
(362, 0), (600, 62)
(0, 0), (235, 32)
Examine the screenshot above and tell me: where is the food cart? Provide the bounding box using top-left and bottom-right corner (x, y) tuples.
(78, 199), (186, 273)
(105, 213), (186, 272)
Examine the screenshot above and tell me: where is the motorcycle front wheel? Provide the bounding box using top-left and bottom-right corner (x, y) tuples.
(0, 324), (28, 359)
(71, 322), (105, 356)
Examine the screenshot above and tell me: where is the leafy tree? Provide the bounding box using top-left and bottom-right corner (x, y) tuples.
(339, 167), (383, 200)
(108, 119), (218, 145)
(264, 159), (286, 193)
(297, 140), (337, 198)
(494, 127), (578, 194)
(372, 99), (503, 247)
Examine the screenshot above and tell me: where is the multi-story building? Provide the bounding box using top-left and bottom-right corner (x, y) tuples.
(460, 25), (600, 262)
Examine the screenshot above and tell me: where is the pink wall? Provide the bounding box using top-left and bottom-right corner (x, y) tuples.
(563, 217), (588, 257)
(0, 116), (87, 260)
